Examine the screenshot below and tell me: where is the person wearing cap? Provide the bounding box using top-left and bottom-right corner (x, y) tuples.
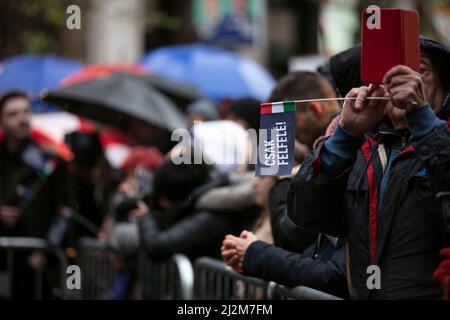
(63, 131), (119, 242)
(288, 36), (450, 299)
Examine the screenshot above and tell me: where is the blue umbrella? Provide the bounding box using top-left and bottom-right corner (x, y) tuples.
(0, 54), (84, 112)
(139, 44), (275, 102)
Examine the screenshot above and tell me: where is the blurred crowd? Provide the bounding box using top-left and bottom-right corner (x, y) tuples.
(1, 35), (450, 300)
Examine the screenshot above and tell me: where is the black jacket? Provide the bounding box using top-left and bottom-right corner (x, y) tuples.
(138, 208), (257, 262)
(269, 179), (317, 252)
(137, 171), (260, 261)
(245, 177), (348, 298)
(0, 138), (70, 238)
(288, 107), (450, 299)
(243, 236), (348, 298)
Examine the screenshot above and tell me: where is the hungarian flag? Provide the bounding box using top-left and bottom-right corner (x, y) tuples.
(256, 101), (296, 176)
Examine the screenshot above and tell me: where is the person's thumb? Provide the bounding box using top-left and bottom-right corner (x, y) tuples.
(240, 230), (249, 238)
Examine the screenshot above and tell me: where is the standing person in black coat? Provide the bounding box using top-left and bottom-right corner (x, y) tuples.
(265, 71), (344, 252)
(0, 91), (71, 299)
(0, 91), (70, 238)
(288, 37), (450, 299)
(64, 131), (119, 243)
(221, 71), (348, 298)
(222, 174), (348, 298)
(268, 178), (316, 253)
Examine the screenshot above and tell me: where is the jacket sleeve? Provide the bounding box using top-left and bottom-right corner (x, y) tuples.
(269, 179), (317, 252)
(287, 125), (364, 237)
(195, 181), (255, 212)
(243, 240), (348, 298)
(137, 210), (231, 261)
(407, 105), (450, 236)
(407, 105), (450, 189)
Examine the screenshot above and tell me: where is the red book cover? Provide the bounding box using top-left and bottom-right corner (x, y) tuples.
(361, 8), (420, 84)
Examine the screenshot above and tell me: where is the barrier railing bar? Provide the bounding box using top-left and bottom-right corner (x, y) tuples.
(195, 257), (268, 287)
(172, 254), (194, 300)
(194, 257), (344, 301)
(0, 237), (69, 300)
(35, 266), (43, 300)
(0, 237), (47, 250)
(289, 285), (343, 300)
(7, 248), (13, 300)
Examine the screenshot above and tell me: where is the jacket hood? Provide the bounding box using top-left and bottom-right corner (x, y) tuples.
(420, 35), (450, 62)
(328, 43), (362, 97)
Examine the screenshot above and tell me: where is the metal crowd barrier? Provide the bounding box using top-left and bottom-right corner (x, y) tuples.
(267, 282), (343, 300)
(77, 237), (194, 300)
(0, 237), (69, 300)
(138, 253), (194, 300)
(1, 236), (343, 300)
(194, 257), (271, 300)
(76, 237), (118, 299)
(194, 257), (343, 300)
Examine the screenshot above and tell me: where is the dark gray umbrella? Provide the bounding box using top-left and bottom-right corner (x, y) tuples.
(43, 73), (187, 132)
(138, 74), (205, 109)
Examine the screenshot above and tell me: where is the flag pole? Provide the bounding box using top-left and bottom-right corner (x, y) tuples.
(268, 97), (391, 106)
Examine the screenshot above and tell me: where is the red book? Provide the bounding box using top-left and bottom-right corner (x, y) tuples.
(361, 8), (420, 84)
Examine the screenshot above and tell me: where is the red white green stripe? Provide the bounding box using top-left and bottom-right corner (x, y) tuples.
(261, 97), (391, 114)
(261, 101), (296, 114)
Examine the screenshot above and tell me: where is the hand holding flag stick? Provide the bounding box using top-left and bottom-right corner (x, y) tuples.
(266, 96), (418, 108)
(257, 79), (420, 177)
(266, 81), (388, 110)
(257, 84), (394, 177)
(267, 82), (417, 107)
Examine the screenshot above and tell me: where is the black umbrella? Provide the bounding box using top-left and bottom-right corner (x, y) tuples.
(138, 74), (205, 109)
(43, 73), (187, 132)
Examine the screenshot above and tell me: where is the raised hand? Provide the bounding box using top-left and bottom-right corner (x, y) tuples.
(339, 85), (388, 138)
(383, 65), (427, 113)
